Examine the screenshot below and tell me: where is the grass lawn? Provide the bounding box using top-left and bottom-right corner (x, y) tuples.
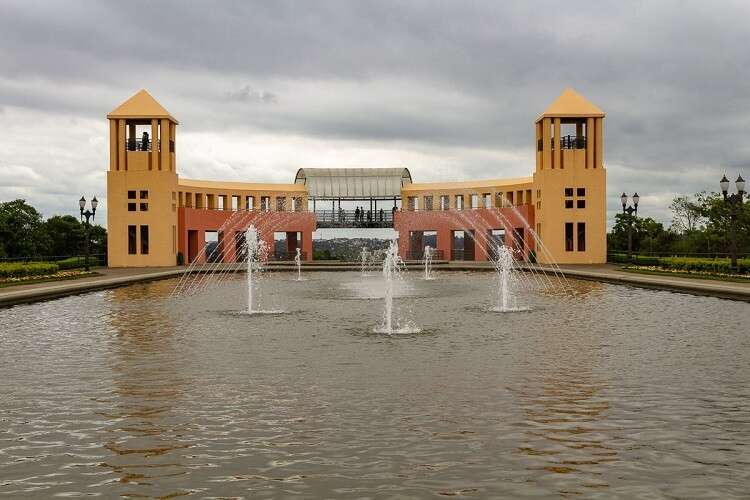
(620, 266), (750, 284)
(0, 270), (100, 289)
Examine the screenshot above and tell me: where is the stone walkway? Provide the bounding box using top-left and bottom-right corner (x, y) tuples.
(1, 262), (749, 308)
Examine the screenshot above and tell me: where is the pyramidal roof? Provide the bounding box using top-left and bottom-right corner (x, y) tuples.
(107, 89), (178, 123)
(537, 88), (604, 121)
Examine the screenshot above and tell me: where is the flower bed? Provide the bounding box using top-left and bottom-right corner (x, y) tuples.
(611, 254), (750, 275)
(0, 262), (59, 278)
(0, 269), (95, 285)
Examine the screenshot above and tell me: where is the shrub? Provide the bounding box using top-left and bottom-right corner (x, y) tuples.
(56, 256), (85, 270)
(0, 262), (59, 278)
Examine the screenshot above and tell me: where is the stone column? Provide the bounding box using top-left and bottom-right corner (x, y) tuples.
(542, 118), (551, 169)
(595, 118), (604, 169)
(109, 120), (117, 171)
(160, 119), (170, 171)
(150, 119), (158, 170)
(586, 117), (594, 169)
(553, 118), (561, 169)
(118, 119), (127, 171)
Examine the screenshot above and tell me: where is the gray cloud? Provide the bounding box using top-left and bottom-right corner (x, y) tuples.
(1, 0), (749, 227)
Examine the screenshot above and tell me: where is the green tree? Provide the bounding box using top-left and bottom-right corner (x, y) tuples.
(608, 213), (669, 254)
(44, 215), (85, 256)
(0, 199), (50, 258)
(669, 194), (704, 234)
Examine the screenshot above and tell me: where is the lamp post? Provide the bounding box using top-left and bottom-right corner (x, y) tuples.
(719, 174), (745, 272)
(620, 192), (639, 261)
(79, 196), (98, 271)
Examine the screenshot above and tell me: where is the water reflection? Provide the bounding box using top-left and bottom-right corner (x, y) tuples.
(99, 284), (193, 497)
(511, 281), (616, 495)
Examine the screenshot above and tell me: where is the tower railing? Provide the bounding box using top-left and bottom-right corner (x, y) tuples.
(537, 135), (587, 151)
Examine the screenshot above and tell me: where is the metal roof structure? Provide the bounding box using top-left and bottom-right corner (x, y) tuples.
(294, 168), (412, 199)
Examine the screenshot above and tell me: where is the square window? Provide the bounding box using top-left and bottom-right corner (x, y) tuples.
(565, 199), (574, 209)
(128, 190), (136, 199)
(564, 188), (573, 197)
(577, 199), (586, 209)
(140, 203), (148, 211)
(577, 188), (586, 197)
(128, 203), (136, 212)
(140, 190), (148, 199)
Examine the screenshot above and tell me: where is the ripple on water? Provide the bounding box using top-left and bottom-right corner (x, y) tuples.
(0, 271), (749, 498)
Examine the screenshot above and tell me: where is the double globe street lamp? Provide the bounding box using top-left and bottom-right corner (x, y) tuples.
(719, 174), (745, 272)
(620, 192), (640, 261)
(79, 196), (98, 271)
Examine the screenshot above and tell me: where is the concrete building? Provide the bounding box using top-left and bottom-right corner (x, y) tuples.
(106, 88), (606, 267)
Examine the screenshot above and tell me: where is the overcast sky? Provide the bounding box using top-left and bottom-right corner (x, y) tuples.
(1, 0), (748, 230)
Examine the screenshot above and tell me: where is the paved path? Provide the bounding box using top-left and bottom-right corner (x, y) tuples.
(524, 263), (750, 302)
(1, 262), (748, 308)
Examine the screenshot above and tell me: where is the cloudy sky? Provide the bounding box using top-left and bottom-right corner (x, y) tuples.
(1, 0), (748, 229)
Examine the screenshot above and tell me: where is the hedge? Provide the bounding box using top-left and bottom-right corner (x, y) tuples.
(609, 254), (750, 275)
(56, 256), (86, 270)
(0, 262), (60, 278)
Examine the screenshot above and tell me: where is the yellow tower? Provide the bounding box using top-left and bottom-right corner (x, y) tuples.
(533, 88), (607, 264)
(106, 90), (179, 267)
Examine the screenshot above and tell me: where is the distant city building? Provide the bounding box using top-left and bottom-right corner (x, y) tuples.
(106, 88), (606, 266)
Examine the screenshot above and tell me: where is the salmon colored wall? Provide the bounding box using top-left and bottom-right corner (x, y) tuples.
(394, 206), (535, 261)
(179, 208), (316, 263)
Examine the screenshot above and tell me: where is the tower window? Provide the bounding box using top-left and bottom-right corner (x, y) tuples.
(128, 190), (136, 199)
(577, 223), (586, 251)
(564, 187), (574, 197)
(565, 223), (574, 252)
(140, 203), (148, 211)
(128, 203), (136, 212)
(140, 225), (149, 255)
(128, 225), (137, 254)
(565, 199), (574, 209)
(140, 190), (149, 199)
(577, 199), (586, 209)
(577, 188), (586, 197)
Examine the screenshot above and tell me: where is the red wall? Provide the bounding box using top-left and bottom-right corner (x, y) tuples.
(178, 208), (316, 263)
(393, 206), (535, 261)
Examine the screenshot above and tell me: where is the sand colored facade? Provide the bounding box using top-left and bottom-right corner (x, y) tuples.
(106, 88), (607, 267)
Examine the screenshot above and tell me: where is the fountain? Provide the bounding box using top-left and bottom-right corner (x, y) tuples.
(294, 247), (302, 281)
(245, 226), (260, 314)
(491, 244), (530, 313)
(375, 241), (420, 334)
(360, 247), (370, 277)
(423, 245), (434, 280)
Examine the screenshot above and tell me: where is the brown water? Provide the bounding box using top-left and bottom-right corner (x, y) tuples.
(1, 271), (749, 498)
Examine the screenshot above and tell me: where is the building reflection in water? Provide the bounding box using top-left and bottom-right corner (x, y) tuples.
(510, 278), (619, 496)
(96, 281), (194, 498)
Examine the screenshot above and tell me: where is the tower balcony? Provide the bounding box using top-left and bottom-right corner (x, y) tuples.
(537, 135), (587, 151)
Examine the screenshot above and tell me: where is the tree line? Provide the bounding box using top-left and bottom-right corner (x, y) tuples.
(0, 199), (107, 259)
(1, 191), (747, 261)
(608, 191), (750, 257)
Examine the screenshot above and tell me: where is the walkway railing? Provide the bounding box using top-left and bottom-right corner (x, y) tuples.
(314, 209), (395, 228)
